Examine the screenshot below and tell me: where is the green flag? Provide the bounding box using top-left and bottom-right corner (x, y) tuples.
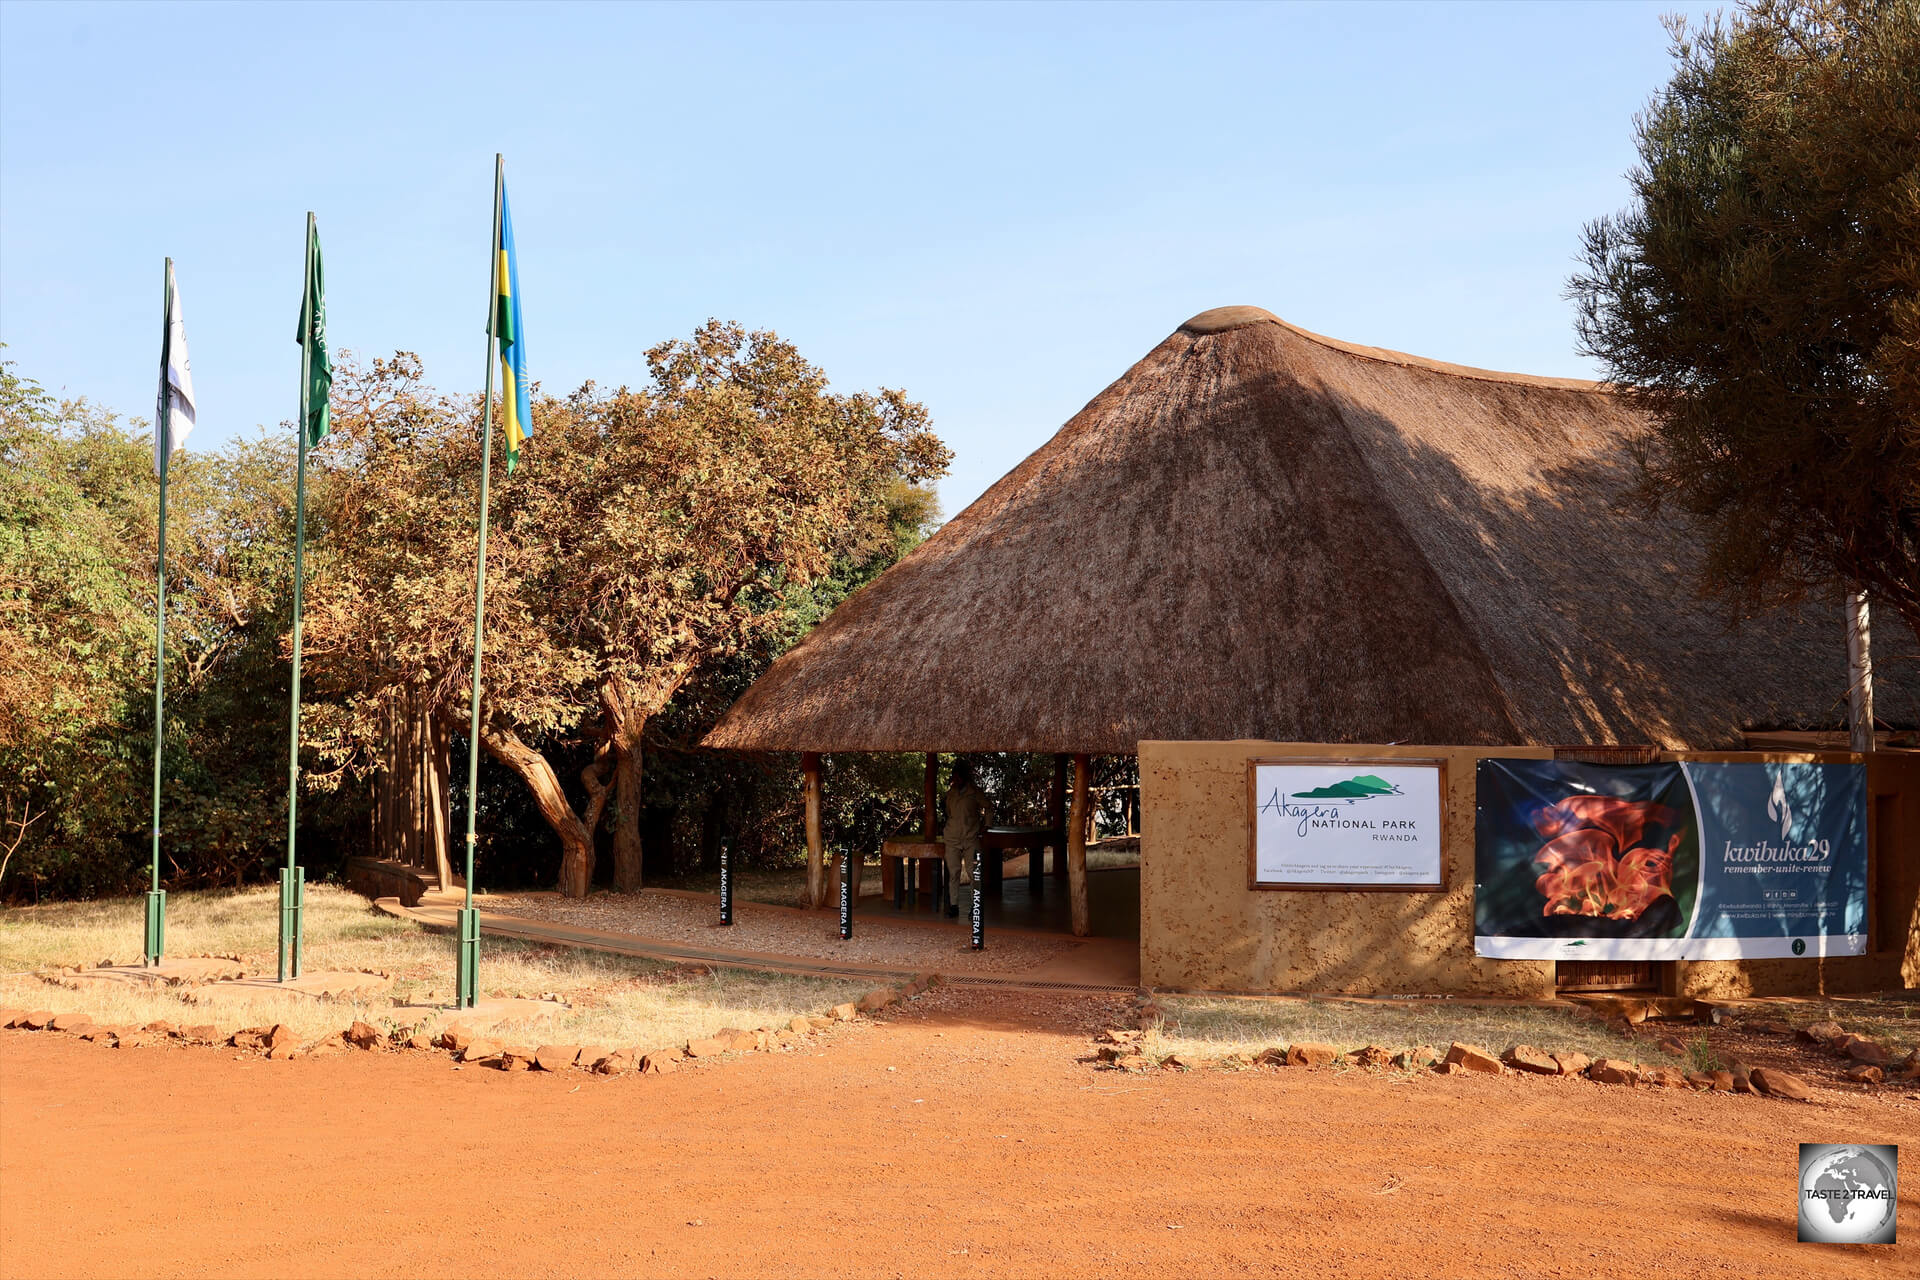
(296, 219), (330, 445)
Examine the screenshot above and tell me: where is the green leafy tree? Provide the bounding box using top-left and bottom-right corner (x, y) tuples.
(306, 324), (949, 897)
(1569, 0), (1920, 643)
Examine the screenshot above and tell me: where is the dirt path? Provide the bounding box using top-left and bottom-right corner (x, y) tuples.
(3, 988), (1915, 1279)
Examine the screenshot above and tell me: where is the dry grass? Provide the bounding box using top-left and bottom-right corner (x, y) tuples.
(0, 885), (872, 1053)
(1142, 994), (1632, 1067)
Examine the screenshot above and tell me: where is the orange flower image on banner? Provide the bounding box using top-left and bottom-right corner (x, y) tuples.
(1528, 797), (1682, 921)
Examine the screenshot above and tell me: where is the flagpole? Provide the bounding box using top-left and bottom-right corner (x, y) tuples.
(280, 213), (316, 982)
(457, 154), (505, 1009)
(145, 259), (172, 967)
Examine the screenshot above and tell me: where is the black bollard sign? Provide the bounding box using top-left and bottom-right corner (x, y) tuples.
(839, 851), (853, 939)
(719, 839), (733, 926)
(970, 875), (984, 950)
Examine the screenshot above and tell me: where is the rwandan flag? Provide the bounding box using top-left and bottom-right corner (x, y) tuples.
(492, 181), (530, 471)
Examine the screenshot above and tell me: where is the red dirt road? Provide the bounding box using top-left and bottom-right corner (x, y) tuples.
(3, 989), (1915, 1279)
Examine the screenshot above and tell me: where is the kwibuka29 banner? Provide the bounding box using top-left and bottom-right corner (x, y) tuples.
(1474, 759), (1867, 960)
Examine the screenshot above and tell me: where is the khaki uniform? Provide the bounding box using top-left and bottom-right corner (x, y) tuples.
(943, 780), (991, 898)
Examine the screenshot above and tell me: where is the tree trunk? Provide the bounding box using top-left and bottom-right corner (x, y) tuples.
(1068, 753), (1090, 937)
(803, 752), (825, 909)
(460, 716), (597, 899)
(612, 725), (645, 891)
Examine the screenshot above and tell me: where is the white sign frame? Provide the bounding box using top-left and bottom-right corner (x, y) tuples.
(1246, 758), (1447, 892)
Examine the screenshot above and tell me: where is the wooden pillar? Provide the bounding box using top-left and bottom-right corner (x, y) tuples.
(803, 752), (824, 910)
(1068, 753), (1090, 937)
(1050, 754), (1068, 878)
(923, 752), (939, 837)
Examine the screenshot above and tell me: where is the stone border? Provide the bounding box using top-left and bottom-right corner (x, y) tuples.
(0, 974), (943, 1078)
(1098, 992), (1920, 1103)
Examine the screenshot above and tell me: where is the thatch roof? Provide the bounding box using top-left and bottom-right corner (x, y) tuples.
(707, 306), (1913, 754)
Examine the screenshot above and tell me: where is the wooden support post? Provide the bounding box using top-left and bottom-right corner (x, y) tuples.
(1051, 753), (1068, 879)
(1068, 753), (1090, 937)
(924, 752), (938, 837)
(803, 752), (824, 910)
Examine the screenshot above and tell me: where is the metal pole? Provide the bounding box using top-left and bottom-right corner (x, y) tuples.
(457, 155), (505, 1010)
(144, 259), (171, 968)
(281, 213), (315, 982)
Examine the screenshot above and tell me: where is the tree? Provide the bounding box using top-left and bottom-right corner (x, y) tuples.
(1568, 0), (1920, 645)
(305, 324), (949, 897)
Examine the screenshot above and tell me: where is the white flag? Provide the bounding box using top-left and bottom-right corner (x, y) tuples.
(154, 261), (196, 476)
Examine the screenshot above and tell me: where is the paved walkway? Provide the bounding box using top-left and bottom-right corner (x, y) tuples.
(379, 887), (1141, 990)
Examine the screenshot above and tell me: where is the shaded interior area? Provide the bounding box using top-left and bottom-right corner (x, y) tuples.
(856, 856), (1140, 941)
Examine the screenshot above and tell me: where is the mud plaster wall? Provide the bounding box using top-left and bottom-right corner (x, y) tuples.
(1139, 741), (1918, 998)
(1138, 741), (1556, 997)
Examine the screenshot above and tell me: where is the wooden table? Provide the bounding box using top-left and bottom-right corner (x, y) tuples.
(881, 827), (1065, 907)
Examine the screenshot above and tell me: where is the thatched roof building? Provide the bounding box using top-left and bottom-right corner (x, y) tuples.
(707, 306), (1910, 755)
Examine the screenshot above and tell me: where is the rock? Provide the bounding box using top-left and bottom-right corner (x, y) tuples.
(1844, 1064), (1884, 1085)
(829, 1003), (858, 1022)
(788, 1016), (812, 1035)
(1730, 1066), (1754, 1093)
(497, 1045), (536, 1071)
(1437, 1062), (1467, 1076)
(1642, 1066), (1688, 1088)
(50, 1013), (93, 1033)
(304, 1039), (346, 1058)
(1393, 1045), (1441, 1071)
(857, 989), (896, 1013)
(19, 1010), (53, 1031)
(1588, 1059), (1639, 1086)
(115, 1034), (149, 1050)
(1346, 1045), (1392, 1069)
(142, 1020), (173, 1034)
(1254, 1047), (1289, 1067)
(231, 1027), (271, 1051)
(1656, 1038), (1686, 1057)
(1161, 1053), (1193, 1070)
(1219, 1053), (1253, 1070)
(0, 1008), (26, 1028)
(407, 1034), (434, 1051)
(438, 1023), (476, 1053)
(1693, 1002), (1732, 1025)
(1707, 1070), (1735, 1091)
(640, 1052), (679, 1075)
(78, 1026), (118, 1043)
(774, 1031), (797, 1048)
(686, 1036), (728, 1059)
(1896, 1050), (1920, 1082)
(1098, 1028), (1143, 1045)
(534, 1044), (580, 1072)
(1094, 1045), (1125, 1063)
(1285, 1043), (1335, 1068)
(1502, 1045), (1559, 1075)
(593, 1049), (636, 1076)
(1443, 1043), (1502, 1075)
(1750, 1021), (1795, 1036)
(343, 1021), (382, 1050)
(1749, 1067), (1813, 1101)
(1684, 1071), (1716, 1089)
(459, 1038), (502, 1063)
(1800, 1020), (1845, 1044)
(1113, 1053), (1147, 1071)
(1844, 1038), (1891, 1065)
(178, 1024), (219, 1044)
(1551, 1052), (1592, 1077)
(267, 1044), (297, 1061)
(806, 1016), (833, 1031)
(266, 1025), (297, 1053)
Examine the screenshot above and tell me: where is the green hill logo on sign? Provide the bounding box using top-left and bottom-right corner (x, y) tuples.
(1291, 774), (1404, 801)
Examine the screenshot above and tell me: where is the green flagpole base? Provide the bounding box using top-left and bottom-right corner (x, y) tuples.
(278, 868), (305, 982)
(456, 907), (480, 1008)
(143, 890), (166, 966)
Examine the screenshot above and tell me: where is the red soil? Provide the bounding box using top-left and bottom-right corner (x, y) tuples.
(2, 988), (1915, 1279)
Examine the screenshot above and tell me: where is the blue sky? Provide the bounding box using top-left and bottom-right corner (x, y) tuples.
(1, 0), (1714, 516)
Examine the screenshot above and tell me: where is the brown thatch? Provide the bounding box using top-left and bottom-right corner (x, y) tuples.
(706, 306), (1912, 754)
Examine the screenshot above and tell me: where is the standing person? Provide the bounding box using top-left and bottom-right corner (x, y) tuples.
(942, 758), (991, 919)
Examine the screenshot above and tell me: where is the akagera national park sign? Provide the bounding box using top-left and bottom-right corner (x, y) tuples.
(1248, 761), (1445, 891)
